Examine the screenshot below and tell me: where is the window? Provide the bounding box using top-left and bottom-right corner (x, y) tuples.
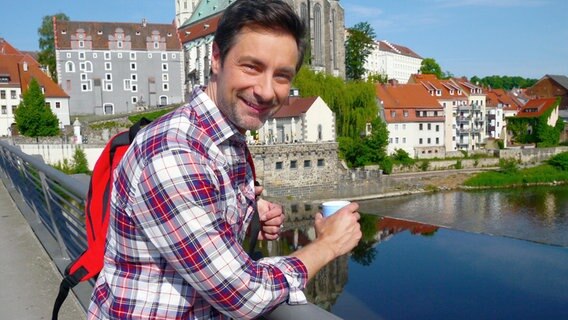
(148, 53), (153, 59)
(104, 52), (111, 60)
(395, 137), (399, 144)
(105, 62), (112, 70)
(104, 83), (113, 91)
(163, 83), (169, 91)
(419, 123), (423, 130)
(0, 90), (5, 99)
(105, 73), (112, 81)
(290, 160), (297, 169)
(118, 52), (123, 59)
(93, 53), (97, 58)
(79, 52), (86, 60)
(161, 53), (167, 60)
(11, 90), (16, 99)
(403, 137), (406, 143)
(317, 159), (325, 167)
(427, 138), (431, 144)
(65, 61), (75, 72)
(403, 110), (408, 117)
(162, 63), (168, 71)
(117, 41), (123, 48)
(132, 96), (138, 104)
(390, 111), (396, 118)
(66, 53), (72, 58)
(131, 84), (137, 92)
(124, 79), (131, 90)
(131, 74), (137, 81)
(394, 124), (398, 130)
(130, 52), (136, 60)
(275, 161), (283, 170)
(436, 137), (439, 144)
(130, 62), (137, 70)
(81, 81), (92, 91)
(1, 105), (6, 114)
(304, 160), (311, 168)
(55, 102), (61, 109)
(419, 138), (423, 144)
(162, 74), (169, 81)
(172, 53), (176, 59)
(79, 41), (84, 48)
(154, 42), (159, 49)
(81, 73), (87, 81)
(436, 125), (440, 132)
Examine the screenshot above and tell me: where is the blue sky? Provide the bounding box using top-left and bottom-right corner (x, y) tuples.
(1, 0), (566, 79)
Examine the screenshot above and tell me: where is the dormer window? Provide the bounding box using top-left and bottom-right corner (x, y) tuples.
(98, 30), (103, 35)
(136, 31), (141, 35)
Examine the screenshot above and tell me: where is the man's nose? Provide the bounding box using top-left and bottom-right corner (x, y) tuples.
(253, 74), (275, 104)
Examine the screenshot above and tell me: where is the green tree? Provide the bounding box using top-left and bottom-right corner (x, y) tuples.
(14, 78), (60, 137)
(345, 22), (376, 81)
(470, 75), (537, 90)
(72, 148), (90, 174)
(366, 72), (388, 84)
(420, 58), (443, 79)
(38, 13), (69, 81)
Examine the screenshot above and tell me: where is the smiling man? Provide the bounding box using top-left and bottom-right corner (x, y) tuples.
(88, 1), (362, 319)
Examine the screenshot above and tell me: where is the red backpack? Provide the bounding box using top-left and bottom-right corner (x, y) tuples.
(51, 118), (261, 319)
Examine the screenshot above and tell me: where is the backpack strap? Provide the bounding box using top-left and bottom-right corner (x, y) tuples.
(246, 148), (263, 260)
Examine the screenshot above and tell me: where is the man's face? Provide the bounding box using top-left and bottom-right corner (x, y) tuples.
(209, 27), (299, 132)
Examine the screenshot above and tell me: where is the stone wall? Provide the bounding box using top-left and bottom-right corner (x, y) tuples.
(249, 142), (341, 198)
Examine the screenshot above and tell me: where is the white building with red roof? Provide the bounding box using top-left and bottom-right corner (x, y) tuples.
(0, 38), (70, 136)
(364, 40), (423, 84)
(257, 94), (335, 144)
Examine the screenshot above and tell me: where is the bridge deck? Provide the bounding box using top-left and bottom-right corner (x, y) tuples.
(0, 181), (84, 319)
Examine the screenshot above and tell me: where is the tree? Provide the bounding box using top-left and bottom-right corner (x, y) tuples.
(38, 13), (69, 82)
(420, 58), (443, 79)
(345, 22), (376, 81)
(14, 78), (60, 137)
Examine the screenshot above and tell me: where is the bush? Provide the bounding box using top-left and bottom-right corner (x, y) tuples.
(379, 156), (393, 174)
(548, 152), (568, 171)
(419, 160), (430, 171)
(499, 158), (519, 174)
(392, 148), (415, 166)
(455, 159), (463, 169)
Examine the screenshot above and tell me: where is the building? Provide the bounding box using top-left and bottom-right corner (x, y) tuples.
(257, 95), (336, 144)
(525, 74), (568, 110)
(485, 88), (523, 139)
(451, 78), (487, 150)
(53, 19), (184, 115)
(364, 40), (422, 84)
(506, 97), (560, 146)
(408, 74), (469, 152)
(0, 38), (70, 136)
(177, 0), (346, 92)
(376, 83), (445, 158)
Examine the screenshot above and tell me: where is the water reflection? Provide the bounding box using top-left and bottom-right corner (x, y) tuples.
(261, 190), (568, 318)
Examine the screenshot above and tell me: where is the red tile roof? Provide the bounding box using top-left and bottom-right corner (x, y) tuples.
(408, 73), (468, 101)
(485, 88), (523, 111)
(516, 98), (558, 118)
(177, 15), (220, 44)
(376, 83), (444, 123)
(378, 40), (422, 59)
(272, 96), (318, 118)
(54, 19), (181, 51)
(0, 39), (68, 98)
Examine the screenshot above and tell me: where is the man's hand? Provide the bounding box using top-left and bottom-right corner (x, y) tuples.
(255, 184), (285, 240)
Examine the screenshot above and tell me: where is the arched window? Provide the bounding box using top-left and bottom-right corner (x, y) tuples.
(314, 4), (323, 66)
(332, 9), (337, 69)
(84, 61), (93, 72)
(318, 124), (323, 141)
(300, 3), (308, 26)
(65, 61), (75, 73)
(159, 95), (168, 106)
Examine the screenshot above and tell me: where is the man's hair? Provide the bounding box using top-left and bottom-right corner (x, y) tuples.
(214, 0), (306, 72)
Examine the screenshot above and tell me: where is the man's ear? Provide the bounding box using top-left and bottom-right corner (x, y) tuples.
(211, 42), (221, 75)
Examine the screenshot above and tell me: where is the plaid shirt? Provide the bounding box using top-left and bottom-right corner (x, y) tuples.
(88, 88), (307, 319)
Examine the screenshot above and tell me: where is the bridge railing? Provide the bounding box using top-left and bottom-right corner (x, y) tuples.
(0, 140), (340, 320)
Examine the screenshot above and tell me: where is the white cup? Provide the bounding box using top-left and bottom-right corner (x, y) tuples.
(321, 200), (351, 218)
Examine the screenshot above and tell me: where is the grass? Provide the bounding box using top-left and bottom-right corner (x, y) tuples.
(463, 164), (568, 187)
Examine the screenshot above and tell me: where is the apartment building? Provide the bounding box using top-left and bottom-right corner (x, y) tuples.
(177, 0), (346, 91)
(376, 83), (445, 158)
(364, 40), (422, 84)
(408, 74), (468, 152)
(485, 88), (523, 139)
(0, 38), (70, 136)
(452, 78), (487, 150)
(54, 19), (184, 115)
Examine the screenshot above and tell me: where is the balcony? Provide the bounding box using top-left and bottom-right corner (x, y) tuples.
(456, 116), (470, 123)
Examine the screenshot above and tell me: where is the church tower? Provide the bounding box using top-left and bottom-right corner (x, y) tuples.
(175, 0), (200, 27)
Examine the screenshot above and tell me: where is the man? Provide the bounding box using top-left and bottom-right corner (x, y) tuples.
(88, 0), (361, 319)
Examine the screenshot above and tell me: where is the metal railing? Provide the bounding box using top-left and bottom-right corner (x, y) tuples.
(0, 140), (340, 320)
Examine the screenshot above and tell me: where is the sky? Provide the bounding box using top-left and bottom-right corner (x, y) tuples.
(1, 0), (566, 79)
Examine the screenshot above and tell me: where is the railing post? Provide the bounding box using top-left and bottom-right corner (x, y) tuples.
(39, 171), (71, 260)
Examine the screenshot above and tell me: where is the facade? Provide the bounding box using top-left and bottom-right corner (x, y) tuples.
(176, 0), (346, 92)
(408, 74), (469, 152)
(54, 19), (184, 115)
(364, 40), (422, 84)
(485, 88), (523, 139)
(451, 78), (487, 151)
(0, 38), (70, 136)
(525, 74), (568, 110)
(257, 95), (336, 144)
(376, 83), (445, 158)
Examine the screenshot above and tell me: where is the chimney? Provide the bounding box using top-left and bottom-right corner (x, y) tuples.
(142, 18), (147, 27)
